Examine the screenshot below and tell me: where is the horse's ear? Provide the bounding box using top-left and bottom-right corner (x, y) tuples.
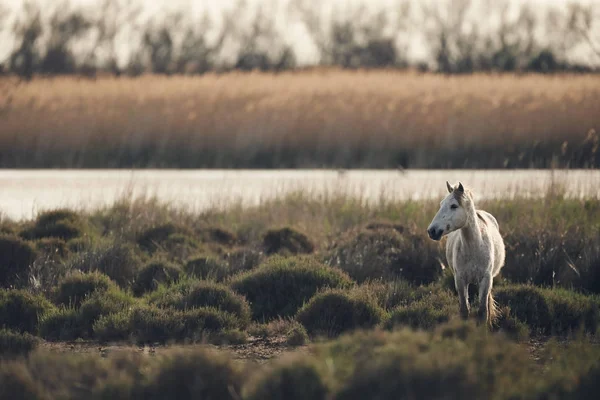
(457, 182), (465, 193)
(446, 181), (453, 193)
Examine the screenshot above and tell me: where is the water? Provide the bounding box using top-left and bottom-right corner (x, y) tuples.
(1, 169), (599, 220)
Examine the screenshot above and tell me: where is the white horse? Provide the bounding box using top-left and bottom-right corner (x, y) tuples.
(427, 182), (506, 326)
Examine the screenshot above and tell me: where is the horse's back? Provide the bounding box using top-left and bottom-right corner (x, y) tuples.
(477, 209), (505, 276)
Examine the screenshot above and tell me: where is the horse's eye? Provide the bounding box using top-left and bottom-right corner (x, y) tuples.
(450, 204), (458, 210)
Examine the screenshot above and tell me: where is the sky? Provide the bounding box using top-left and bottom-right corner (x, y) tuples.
(1, 0), (598, 66)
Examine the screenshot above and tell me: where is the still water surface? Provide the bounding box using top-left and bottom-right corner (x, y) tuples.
(1, 169), (598, 220)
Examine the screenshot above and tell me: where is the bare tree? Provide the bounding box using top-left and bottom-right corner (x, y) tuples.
(567, 3), (600, 61)
(9, 1), (42, 80)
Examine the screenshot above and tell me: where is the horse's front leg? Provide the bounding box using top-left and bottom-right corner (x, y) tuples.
(455, 276), (470, 319)
(477, 273), (493, 326)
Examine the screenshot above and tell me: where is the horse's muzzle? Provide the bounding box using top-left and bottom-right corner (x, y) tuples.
(427, 227), (444, 241)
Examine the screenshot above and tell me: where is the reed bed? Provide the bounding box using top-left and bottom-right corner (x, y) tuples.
(1, 70), (599, 168)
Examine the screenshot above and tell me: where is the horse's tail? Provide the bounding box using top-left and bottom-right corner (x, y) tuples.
(488, 291), (501, 327)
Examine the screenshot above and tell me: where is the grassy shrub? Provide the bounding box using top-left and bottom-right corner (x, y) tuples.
(20, 209), (86, 241)
(130, 305), (240, 343)
(0, 289), (54, 333)
(229, 255), (352, 321)
(34, 238), (69, 260)
(249, 318), (309, 345)
(138, 349), (244, 400)
(65, 241), (142, 287)
(315, 321), (536, 400)
(495, 285), (599, 335)
(0, 346), (244, 400)
(147, 279), (251, 328)
(296, 289), (387, 337)
(263, 227), (315, 255)
(244, 355), (328, 400)
(137, 223), (192, 253)
(133, 260), (182, 296)
(0, 329), (39, 359)
(78, 288), (136, 337)
(224, 248), (263, 274)
(0, 235), (38, 288)
(38, 307), (81, 341)
(385, 290), (457, 330)
(184, 255), (229, 281)
(326, 228), (442, 284)
(53, 271), (116, 307)
(93, 310), (133, 342)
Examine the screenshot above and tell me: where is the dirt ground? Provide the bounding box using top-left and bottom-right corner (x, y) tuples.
(41, 335), (309, 364)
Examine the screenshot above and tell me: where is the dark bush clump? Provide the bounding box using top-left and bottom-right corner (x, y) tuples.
(53, 271), (116, 307)
(137, 223), (192, 253)
(230, 256), (352, 321)
(20, 209), (86, 241)
(0, 329), (39, 359)
(224, 248), (263, 274)
(296, 289), (386, 337)
(0, 289), (55, 333)
(0, 235), (38, 288)
(66, 241), (142, 287)
(198, 226), (238, 246)
(35, 238), (69, 260)
(148, 279), (251, 327)
(326, 228), (442, 284)
(495, 285), (599, 335)
(133, 260), (182, 296)
(244, 356), (328, 400)
(184, 255), (230, 281)
(263, 227), (315, 255)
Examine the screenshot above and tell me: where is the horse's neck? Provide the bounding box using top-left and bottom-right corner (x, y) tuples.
(459, 204), (482, 244)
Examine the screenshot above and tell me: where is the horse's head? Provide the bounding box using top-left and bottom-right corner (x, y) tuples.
(427, 181), (470, 241)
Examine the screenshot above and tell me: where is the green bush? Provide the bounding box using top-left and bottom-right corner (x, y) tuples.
(130, 305), (240, 343)
(93, 310), (133, 342)
(78, 288), (136, 337)
(20, 209), (86, 241)
(385, 290), (457, 331)
(65, 241), (142, 287)
(53, 271), (116, 307)
(230, 255), (352, 321)
(263, 227), (315, 255)
(133, 260), (182, 296)
(147, 279), (251, 327)
(0, 329), (39, 359)
(38, 307), (81, 341)
(0, 289), (54, 333)
(495, 285), (599, 335)
(244, 356), (328, 400)
(326, 228), (442, 284)
(0, 235), (38, 288)
(296, 289), (386, 337)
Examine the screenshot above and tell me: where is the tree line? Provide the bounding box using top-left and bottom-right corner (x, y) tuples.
(1, 0), (599, 79)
